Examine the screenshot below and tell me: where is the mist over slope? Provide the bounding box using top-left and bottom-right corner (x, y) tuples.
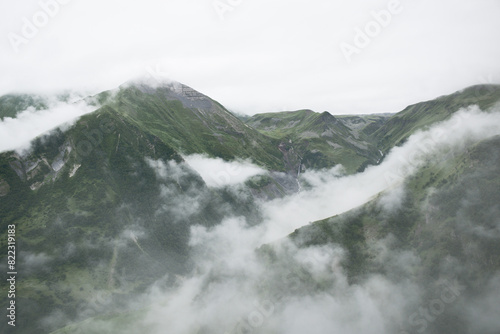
(373, 84), (500, 152)
(0, 81), (500, 334)
(48, 104), (500, 334)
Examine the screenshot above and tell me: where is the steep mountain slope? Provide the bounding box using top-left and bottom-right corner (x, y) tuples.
(373, 84), (500, 152)
(0, 86), (266, 333)
(286, 134), (500, 333)
(245, 110), (387, 174)
(336, 113), (393, 137)
(94, 80), (284, 172)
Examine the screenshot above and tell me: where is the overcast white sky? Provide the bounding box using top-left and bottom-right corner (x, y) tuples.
(1, 0), (499, 115)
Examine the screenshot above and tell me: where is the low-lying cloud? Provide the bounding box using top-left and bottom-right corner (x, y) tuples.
(0, 98), (96, 153)
(183, 154), (266, 187)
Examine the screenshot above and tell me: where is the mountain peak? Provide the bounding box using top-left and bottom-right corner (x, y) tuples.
(318, 110), (336, 122)
(113, 76), (215, 112)
(121, 76), (183, 92)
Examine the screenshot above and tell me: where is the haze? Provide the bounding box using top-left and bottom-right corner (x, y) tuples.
(1, 0), (499, 115)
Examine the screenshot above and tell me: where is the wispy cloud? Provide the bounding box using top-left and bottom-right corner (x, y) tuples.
(183, 154), (266, 187)
(0, 98), (96, 153)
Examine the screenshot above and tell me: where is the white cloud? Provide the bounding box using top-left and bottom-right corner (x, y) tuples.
(20, 251), (52, 275)
(136, 215), (420, 334)
(183, 154), (266, 187)
(377, 184), (406, 213)
(0, 99), (96, 153)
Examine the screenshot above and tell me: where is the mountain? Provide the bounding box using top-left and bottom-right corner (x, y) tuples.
(283, 134), (500, 333)
(0, 80), (269, 333)
(245, 85), (500, 175)
(91, 80), (285, 172)
(245, 109), (388, 174)
(291, 132), (500, 274)
(1, 80), (500, 334)
(373, 84), (500, 152)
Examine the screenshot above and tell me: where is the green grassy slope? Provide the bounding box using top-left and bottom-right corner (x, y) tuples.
(373, 85), (500, 152)
(246, 110), (385, 173)
(287, 134), (500, 332)
(0, 103), (264, 333)
(336, 113), (392, 137)
(95, 83), (284, 172)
